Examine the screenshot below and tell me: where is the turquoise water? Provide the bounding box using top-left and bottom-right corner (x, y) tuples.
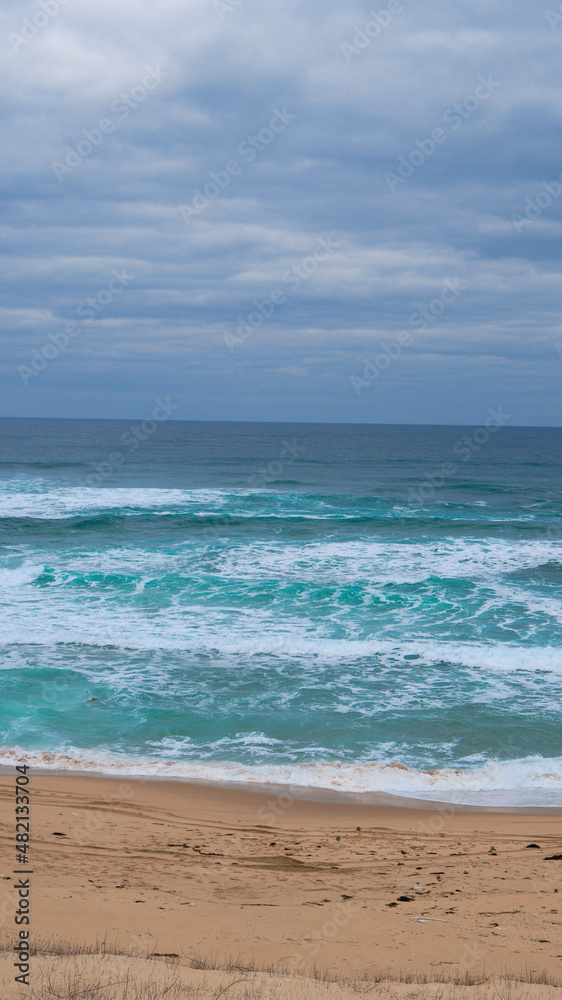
(0, 419), (561, 804)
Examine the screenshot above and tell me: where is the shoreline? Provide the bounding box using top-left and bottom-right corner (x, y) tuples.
(0, 760), (561, 812)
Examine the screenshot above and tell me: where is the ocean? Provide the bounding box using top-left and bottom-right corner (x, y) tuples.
(0, 417), (561, 806)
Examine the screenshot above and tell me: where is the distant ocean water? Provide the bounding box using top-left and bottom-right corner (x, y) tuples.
(0, 418), (561, 806)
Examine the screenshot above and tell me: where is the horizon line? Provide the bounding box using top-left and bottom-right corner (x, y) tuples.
(1, 416), (561, 430)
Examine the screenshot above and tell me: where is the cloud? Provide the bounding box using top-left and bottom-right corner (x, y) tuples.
(1, 0), (561, 423)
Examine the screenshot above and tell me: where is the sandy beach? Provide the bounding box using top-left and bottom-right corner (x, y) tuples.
(1, 772), (561, 997)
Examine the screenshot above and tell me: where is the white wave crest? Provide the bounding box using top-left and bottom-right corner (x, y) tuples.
(0, 562), (44, 588)
(0, 746), (560, 807)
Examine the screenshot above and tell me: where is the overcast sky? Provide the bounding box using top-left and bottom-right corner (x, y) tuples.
(1, 0), (561, 424)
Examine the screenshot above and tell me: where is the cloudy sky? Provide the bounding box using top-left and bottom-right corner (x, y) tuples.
(1, 0), (561, 424)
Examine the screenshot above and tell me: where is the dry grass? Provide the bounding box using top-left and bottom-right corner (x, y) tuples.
(28, 958), (186, 1000)
(1, 936), (560, 1000)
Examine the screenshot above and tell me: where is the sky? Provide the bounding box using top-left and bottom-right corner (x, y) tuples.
(1, 0), (561, 425)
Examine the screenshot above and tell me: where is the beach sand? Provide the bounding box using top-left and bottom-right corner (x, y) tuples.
(1, 772), (561, 997)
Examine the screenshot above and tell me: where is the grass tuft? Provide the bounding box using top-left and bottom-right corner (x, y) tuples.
(1, 935), (560, 1000)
